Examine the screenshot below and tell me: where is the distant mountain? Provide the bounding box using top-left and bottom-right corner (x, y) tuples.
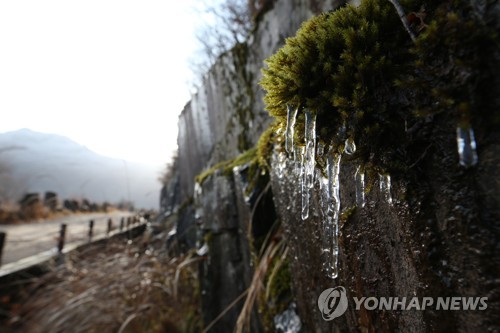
(0, 129), (161, 209)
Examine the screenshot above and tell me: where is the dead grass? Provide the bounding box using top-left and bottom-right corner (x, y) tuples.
(4, 234), (203, 333)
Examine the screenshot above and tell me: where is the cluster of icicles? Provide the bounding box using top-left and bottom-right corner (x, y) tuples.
(275, 105), (479, 279)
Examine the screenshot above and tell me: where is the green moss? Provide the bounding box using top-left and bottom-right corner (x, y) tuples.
(203, 231), (213, 244)
(195, 148), (258, 185)
(266, 257), (291, 302)
(256, 122), (278, 171)
(260, 0), (410, 170)
(404, 0), (500, 128)
(340, 206), (357, 225)
(258, 256), (292, 331)
(260, 0), (499, 172)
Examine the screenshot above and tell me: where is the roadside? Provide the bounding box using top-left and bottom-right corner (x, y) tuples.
(0, 233), (202, 333)
(0, 211), (133, 265)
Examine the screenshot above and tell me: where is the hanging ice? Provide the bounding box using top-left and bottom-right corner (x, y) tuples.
(285, 105), (299, 154)
(318, 167), (331, 274)
(301, 110), (317, 220)
(304, 110), (317, 189)
(456, 126), (478, 168)
(354, 166), (365, 208)
(318, 153), (342, 279)
(379, 173), (393, 205)
(300, 163), (310, 220)
(294, 146), (304, 176)
(344, 138), (356, 155)
(326, 154), (341, 217)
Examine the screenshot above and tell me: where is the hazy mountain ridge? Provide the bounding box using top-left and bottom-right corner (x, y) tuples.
(0, 129), (160, 209)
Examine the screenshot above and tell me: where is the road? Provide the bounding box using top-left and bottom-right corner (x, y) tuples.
(0, 211), (134, 265)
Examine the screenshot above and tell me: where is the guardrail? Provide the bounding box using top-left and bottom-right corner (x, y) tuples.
(0, 215), (146, 269)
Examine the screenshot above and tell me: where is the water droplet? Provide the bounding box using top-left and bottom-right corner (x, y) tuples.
(456, 126), (478, 168)
(344, 138), (356, 155)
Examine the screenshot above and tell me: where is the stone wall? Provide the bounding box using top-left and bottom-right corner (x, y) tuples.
(176, 0), (341, 200)
(166, 0), (500, 332)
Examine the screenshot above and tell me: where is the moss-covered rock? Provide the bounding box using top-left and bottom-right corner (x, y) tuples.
(260, 0), (410, 167)
(260, 0), (499, 171)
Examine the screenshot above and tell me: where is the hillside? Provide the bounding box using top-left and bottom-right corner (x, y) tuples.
(0, 129), (160, 209)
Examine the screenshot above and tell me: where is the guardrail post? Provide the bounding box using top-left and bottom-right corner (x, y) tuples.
(120, 217), (124, 231)
(88, 220), (94, 241)
(58, 224), (67, 253)
(0, 231), (6, 266)
(107, 218), (113, 235)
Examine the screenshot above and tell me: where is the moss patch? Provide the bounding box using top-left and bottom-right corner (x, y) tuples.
(260, 0), (499, 171)
(195, 148), (258, 185)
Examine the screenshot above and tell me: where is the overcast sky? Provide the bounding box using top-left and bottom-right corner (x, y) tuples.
(0, 0), (205, 170)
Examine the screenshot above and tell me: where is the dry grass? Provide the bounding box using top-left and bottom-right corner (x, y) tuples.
(4, 234), (203, 333)
(20, 203), (50, 221)
(235, 235), (286, 333)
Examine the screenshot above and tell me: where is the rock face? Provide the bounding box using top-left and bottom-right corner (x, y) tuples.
(166, 0), (500, 332)
(176, 0), (341, 200)
(270, 117), (500, 332)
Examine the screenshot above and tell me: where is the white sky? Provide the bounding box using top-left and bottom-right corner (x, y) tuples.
(0, 0), (204, 169)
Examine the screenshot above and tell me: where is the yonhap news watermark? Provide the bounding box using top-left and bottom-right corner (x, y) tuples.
(318, 286), (488, 321)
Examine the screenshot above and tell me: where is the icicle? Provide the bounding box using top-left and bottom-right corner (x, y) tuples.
(294, 146), (304, 176)
(317, 166), (331, 275)
(300, 150), (309, 220)
(301, 110), (317, 220)
(354, 166), (365, 208)
(304, 110), (317, 189)
(379, 173), (393, 205)
(456, 126), (478, 168)
(316, 148), (343, 279)
(285, 105), (299, 154)
(321, 153), (342, 279)
(327, 154), (341, 217)
(344, 138), (356, 155)
(299, 144), (307, 218)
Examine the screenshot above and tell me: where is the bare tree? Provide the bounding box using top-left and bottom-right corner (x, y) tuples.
(158, 152), (178, 186)
(189, 0), (256, 87)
